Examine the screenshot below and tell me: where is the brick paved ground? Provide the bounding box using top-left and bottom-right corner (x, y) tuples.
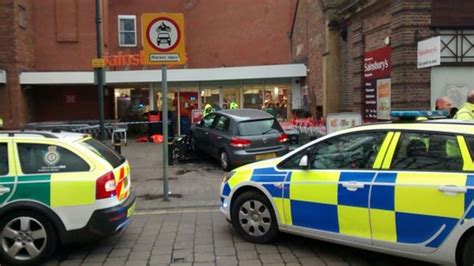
(121, 141), (222, 210)
(43, 209), (431, 266)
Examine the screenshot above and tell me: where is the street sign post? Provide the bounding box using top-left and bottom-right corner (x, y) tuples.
(142, 13), (187, 201)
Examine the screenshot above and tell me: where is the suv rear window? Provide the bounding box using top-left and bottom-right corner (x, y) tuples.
(238, 119), (282, 136)
(80, 139), (124, 168)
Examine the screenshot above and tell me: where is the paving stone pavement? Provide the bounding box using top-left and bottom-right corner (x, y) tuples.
(121, 140), (223, 210)
(41, 209), (433, 266)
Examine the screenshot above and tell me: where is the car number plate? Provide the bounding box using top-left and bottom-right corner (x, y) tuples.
(256, 153), (276, 160)
(127, 202), (136, 218)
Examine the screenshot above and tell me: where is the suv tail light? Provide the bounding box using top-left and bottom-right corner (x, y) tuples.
(277, 133), (289, 143)
(230, 137), (251, 148)
(96, 171), (117, 199)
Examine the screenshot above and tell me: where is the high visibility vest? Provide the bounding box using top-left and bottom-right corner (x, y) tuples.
(203, 104), (213, 117)
(230, 101), (238, 109)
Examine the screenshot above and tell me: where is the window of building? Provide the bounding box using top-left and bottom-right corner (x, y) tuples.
(0, 144), (8, 176)
(438, 29), (474, 64)
(18, 5), (27, 29)
(18, 144), (90, 174)
(391, 133), (462, 171)
(118, 15), (137, 47)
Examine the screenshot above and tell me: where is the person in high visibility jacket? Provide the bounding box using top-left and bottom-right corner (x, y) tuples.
(229, 101), (238, 109)
(454, 90), (474, 120)
(203, 103), (214, 117)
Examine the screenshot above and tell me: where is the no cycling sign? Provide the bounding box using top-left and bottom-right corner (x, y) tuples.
(142, 13), (187, 65)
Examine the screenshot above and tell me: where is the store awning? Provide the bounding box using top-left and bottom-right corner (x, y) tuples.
(0, 70), (6, 84)
(19, 64), (307, 86)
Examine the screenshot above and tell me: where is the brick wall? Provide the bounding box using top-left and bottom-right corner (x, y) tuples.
(290, 0), (325, 117)
(339, 0), (432, 116)
(0, 0), (35, 129)
(33, 0), (296, 71)
(390, 0), (431, 110)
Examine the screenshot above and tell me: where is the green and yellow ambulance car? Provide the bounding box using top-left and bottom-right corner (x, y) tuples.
(0, 131), (136, 265)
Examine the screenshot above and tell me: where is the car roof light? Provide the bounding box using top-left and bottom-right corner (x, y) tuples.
(390, 110), (449, 120)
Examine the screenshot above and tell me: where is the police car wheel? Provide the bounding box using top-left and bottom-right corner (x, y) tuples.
(231, 191), (278, 243)
(0, 211), (57, 265)
(460, 233), (474, 266)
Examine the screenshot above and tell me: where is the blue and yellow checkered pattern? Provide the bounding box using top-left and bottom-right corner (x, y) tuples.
(225, 167), (474, 249)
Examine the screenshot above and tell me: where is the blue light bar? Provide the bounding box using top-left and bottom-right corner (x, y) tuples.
(390, 110), (449, 119)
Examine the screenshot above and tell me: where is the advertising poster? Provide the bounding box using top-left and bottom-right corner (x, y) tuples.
(326, 113), (362, 134)
(376, 78), (391, 120)
(364, 47), (392, 121)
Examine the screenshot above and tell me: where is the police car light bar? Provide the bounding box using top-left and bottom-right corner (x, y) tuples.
(390, 110), (449, 119)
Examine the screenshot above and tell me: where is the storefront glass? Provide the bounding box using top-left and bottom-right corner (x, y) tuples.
(243, 81), (264, 109)
(264, 82), (290, 119)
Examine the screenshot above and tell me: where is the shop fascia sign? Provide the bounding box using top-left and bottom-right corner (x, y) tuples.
(101, 51), (146, 67)
(417, 36), (441, 69)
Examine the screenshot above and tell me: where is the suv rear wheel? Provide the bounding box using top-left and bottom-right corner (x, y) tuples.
(0, 211), (56, 265)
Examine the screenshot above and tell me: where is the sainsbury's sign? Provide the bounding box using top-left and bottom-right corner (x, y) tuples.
(104, 51), (146, 67)
(417, 36), (441, 69)
(364, 47), (392, 79)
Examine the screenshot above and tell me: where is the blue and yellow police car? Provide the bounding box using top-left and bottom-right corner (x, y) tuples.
(220, 112), (474, 265)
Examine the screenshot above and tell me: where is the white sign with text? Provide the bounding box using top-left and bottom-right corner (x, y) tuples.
(417, 36), (441, 69)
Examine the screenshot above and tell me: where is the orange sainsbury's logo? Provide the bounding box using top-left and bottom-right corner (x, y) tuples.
(104, 51), (146, 67)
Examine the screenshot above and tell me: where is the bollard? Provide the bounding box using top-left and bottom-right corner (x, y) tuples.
(113, 137), (122, 154)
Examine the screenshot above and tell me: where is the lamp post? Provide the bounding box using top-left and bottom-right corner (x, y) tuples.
(95, 0), (105, 141)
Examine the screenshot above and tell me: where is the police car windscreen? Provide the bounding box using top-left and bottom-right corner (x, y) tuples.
(80, 139), (125, 168)
(238, 119), (282, 136)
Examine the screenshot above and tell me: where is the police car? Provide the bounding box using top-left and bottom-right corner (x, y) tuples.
(0, 131), (136, 265)
(220, 112), (474, 265)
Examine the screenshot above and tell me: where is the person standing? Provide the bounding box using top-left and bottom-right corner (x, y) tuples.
(454, 91), (474, 120)
(203, 102), (214, 117)
(435, 96), (452, 112)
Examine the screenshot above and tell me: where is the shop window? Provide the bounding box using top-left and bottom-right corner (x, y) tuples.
(243, 84), (263, 109)
(118, 15), (137, 47)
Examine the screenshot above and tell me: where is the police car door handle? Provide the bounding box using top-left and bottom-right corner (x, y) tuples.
(0, 186), (11, 195)
(342, 182), (364, 192)
(438, 185), (467, 195)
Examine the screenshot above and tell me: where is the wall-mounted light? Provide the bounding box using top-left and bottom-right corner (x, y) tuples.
(384, 36), (391, 46)
(274, 87), (279, 95)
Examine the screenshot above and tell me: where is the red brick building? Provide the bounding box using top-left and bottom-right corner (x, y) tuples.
(291, 0), (474, 120)
(0, 0), (305, 130)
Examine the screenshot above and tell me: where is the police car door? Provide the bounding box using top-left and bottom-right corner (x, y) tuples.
(0, 139), (15, 205)
(373, 131), (468, 253)
(279, 130), (389, 245)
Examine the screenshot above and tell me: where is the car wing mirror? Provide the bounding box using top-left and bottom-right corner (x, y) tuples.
(299, 155), (309, 169)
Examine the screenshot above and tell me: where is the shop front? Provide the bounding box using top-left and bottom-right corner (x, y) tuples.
(20, 64), (306, 135)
